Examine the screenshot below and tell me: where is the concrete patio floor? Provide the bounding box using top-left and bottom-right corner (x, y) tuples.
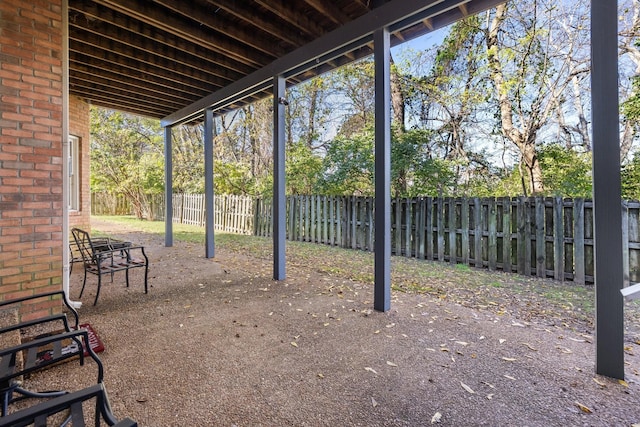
(23, 223), (640, 426)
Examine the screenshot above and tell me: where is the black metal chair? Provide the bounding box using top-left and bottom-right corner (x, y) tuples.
(71, 228), (149, 306)
(0, 291), (104, 416)
(0, 383), (137, 427)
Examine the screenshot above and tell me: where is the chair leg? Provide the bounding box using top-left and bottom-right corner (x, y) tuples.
(144, 262), (149, 294)
(79, 269), (88, 298)
(94, 273), (102, 306)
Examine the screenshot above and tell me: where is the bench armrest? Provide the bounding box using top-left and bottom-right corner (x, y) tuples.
(0, 383), (137, 427)
(0, 291), (79, 330)
(0, 329), (104, 386)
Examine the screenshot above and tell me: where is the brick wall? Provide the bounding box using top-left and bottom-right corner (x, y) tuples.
(0, 0), (64, 308)
(69, 95), (90, 231)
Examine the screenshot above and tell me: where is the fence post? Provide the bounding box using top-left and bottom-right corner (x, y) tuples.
(406, 198), (413, 258)
(448, 198), (456, 265)
(622, 200), (630, 286)
(534, 197), (545, 277)
(553, 196), (564, 281)
(426, 197), (433, 261)
(437, 198), (445, 262)
(416, 197), (425, 260)
(488, 198), (497, 271)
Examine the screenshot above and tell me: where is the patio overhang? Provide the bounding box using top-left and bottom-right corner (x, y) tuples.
(63, 0), (625, 379)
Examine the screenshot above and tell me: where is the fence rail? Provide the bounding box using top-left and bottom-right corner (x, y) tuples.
(92, 193), (640, 285)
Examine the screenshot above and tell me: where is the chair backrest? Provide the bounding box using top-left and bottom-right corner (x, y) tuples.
(0, 383), (137, 427)
(71, 228), (97, 265)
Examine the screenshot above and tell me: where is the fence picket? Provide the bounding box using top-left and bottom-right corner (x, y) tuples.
(488, 198), (497, 271)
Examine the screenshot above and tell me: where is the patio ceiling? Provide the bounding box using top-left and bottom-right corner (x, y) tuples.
(67, 0), (504, 122)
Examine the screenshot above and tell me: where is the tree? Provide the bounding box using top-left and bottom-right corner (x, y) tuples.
(481, 1), (590, 195)
(90, 108), (164, 219)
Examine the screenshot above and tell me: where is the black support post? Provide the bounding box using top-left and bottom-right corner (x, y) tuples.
(273, 76), (286, 280)
(374, 28), (391, 312)
(591, 0), (624, 379)
(164, 126), (173, 247)
(204, 108), (215, 258)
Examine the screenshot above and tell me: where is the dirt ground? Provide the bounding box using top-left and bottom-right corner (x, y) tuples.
(23, 219), (640, 426)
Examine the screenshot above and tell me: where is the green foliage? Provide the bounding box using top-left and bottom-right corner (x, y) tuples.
(622, 152), (640, 201)
(286, 142), (323, 195)
(622, 77), (640, 122)
(90, 108), (164, 218)
(318, 130), (375, 196)
(488, 145), (592, 198)
(538, 144), (592, 197)
(214, 161), (256, 195)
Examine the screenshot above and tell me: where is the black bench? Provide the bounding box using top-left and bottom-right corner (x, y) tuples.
(0, 383), (137, 427)
(72, 228), (149, 306)
(0, 291), (104, 416)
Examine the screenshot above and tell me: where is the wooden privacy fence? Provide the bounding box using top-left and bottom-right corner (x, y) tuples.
(257, 196), (640, 285)
(93, 193), (640, 285)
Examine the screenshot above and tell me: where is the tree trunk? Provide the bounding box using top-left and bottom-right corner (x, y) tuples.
(390, 55), (405, 133)
(485, 4), (544, 194)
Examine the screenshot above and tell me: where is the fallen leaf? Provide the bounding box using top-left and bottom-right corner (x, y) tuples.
(365, 367), (378, 375)
(317, 373), (324, 379)
(499, 339), (506, 344)
(503, 375), (516, 380)
(522, 343), (538, 351)
(568, 337), (586, 343)
(619, 379), (629, 388)
(575, 401), (592, 414)
(290, 342), (298, 347)
(460, 381), (475, 394)
(386, 361), (398, 367)
(592, 378), (606, 387)
(455, 341), (469, 346)
(431, 412), (442, 424)
(371, 397), (378, 407)
(136, 397), (147, 403)
(486, 394), (494, 400)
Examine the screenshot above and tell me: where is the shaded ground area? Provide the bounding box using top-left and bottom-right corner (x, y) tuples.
(27, 219), (640, 426)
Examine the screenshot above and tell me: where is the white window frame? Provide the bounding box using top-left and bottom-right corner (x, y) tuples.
(68, 135), (80, 211)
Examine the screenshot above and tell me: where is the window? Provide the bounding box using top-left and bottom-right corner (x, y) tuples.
(68, 135), (79, 211)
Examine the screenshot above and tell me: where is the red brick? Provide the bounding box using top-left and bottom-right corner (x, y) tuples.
(0, 267), (21, 277)
(0, 235), (20, 244)
(1, 290), (35, 302)
(2, 273), (33, 285)
(2, 112), (33, 122)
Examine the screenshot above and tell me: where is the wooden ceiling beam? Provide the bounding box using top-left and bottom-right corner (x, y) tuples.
(302, 0), (352, 25)
(69, 54), (207, 100)
(91, 0), (272, 68)
(254, 0), (328, 39)
(69, 69), (195, 105)
(206, 0), (311, 48)
(69, 79), (186, 111)
(71, 89), (173, 118)
(68, 26), (235, 89)
(152, 0), (289, 59)
(68, 48), (219, 96)
(69, 2), (253, 78)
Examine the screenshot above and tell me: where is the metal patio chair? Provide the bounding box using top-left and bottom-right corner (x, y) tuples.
(71, 228), (149, 306)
